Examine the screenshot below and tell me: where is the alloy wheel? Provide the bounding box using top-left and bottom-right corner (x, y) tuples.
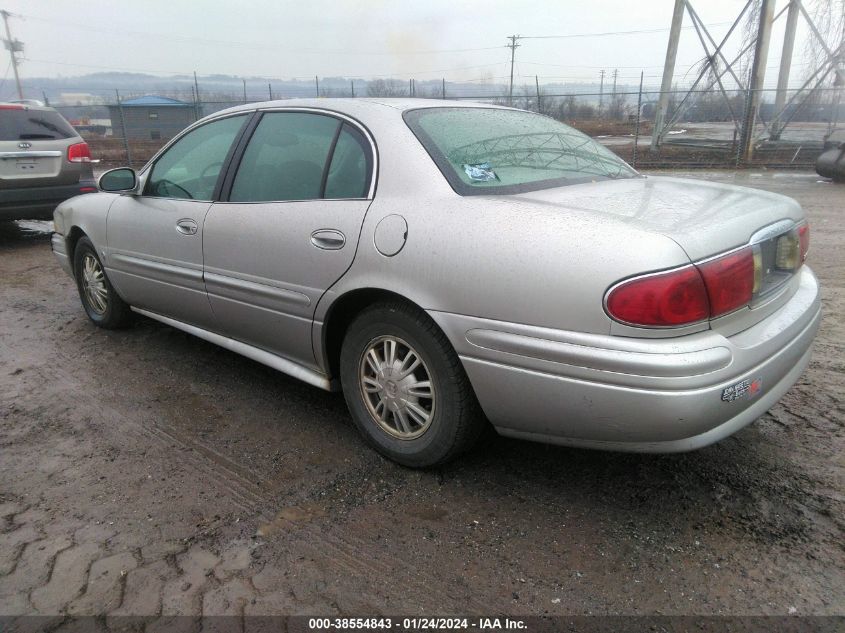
(359, 335), (435, 439)
(81, 253), (108, 315)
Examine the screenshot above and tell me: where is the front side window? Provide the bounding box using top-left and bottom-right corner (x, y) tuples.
(230, 113), (339, 203)
(404, 107), (638, 195)
(146, 115), (246, 200)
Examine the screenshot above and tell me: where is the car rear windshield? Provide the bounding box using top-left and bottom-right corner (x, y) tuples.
(403, 107), (638, 195)
(0, 109), (77, 141)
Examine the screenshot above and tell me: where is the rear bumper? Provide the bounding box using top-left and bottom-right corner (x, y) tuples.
(0, 180), (97, 220)
(429, 267), (821, 452)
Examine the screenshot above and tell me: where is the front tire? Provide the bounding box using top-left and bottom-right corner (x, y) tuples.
(73, 236), (131, 328)
(340, 301), (485, 467)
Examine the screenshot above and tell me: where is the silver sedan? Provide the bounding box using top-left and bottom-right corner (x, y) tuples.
(51, 99), (821, 467)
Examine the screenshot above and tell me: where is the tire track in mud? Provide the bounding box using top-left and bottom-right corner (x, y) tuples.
(1, 337), (492, 612)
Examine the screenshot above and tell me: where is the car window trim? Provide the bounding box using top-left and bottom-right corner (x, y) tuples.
(318, 122), (344, 199)
(219, 107), (378, 203)
(141, 112), (253, 201)
(216, 112), (262, 201)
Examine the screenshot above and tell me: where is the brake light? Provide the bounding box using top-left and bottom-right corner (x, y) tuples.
(606, 266), (710, 326)
(67, 142), (91, 163)
(606, 247), (758, 326)
(0, 104), (24, 110)
(698, 247), (755, 318)
(798, 223), (810, 264)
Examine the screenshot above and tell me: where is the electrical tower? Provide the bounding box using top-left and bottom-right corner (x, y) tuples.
(1, 10), (23, 99)
(651, 0), (845, 160)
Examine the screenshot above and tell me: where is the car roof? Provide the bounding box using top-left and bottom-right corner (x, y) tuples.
(209, 98), (513, 121)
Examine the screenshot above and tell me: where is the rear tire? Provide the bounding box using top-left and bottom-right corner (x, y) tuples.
(73, 236), (132, 329)
(339, 301), (485, 467)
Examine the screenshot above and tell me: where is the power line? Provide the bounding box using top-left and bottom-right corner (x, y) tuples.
(519, 21), (733, 39)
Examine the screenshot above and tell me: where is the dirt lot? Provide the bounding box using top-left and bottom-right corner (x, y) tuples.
(0, 170), (843, 622)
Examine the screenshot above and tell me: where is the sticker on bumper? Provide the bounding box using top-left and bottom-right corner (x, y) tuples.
(721, 377), (763, 402)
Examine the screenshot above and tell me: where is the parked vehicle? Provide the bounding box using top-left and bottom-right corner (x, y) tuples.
(1, 102), (97, 220)
(816, 130), (845, 182)
(51, 99), (820, 467)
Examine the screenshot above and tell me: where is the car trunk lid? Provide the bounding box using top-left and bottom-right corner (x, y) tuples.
(504, 174), (807, 330)
(506, 174), (804, 261)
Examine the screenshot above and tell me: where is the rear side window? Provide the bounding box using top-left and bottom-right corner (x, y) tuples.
(0, 109), (77, 140)
(230, 113), (339, 202)
(325, 124), (372, 199)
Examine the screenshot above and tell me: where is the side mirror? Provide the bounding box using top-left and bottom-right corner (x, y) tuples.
(98, 167), (137, 193)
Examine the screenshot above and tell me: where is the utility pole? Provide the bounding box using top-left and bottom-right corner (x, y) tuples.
(535, 75), (541, 113)
(1, 10), (24, 100)
(507, 35), (520, 105)
(115, 89), (132, 166)
(612, 69), (618, 97)
(350, 79), (355, 97)
(441, 77), (445, 99)
(771, 0), (800, 140)
(651, 0), (685, 150)
(193, 71), (201, 120)
(632, 71), (644, 168)
(315, 75), (320, 97)
(268, 83), (272, 100)
(599, 69), (606, 108)
(242, 78), (247, 103)
(739, 0), (775, 162)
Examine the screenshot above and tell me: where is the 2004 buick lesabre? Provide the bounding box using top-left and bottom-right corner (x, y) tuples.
(51, 99), (821, 467)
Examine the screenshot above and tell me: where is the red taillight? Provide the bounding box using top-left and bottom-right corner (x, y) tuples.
(798, 223), (810, 265)
(606, 266), (710, 327)
(67, 142), (91, 163)
(0, 104), (24, 110)
(698, 247), (755, 318)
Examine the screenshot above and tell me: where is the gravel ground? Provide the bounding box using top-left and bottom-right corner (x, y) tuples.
(0, 170), (842, 620)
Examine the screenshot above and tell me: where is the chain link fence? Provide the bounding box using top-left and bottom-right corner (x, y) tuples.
(48, 84), (843, 171)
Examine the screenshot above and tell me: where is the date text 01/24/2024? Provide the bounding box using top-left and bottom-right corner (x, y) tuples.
(307, 618), (528, 630)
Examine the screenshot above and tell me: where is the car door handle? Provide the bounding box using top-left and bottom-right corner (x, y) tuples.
(310, 229), (346, 250)
(175, 219), (198, 235)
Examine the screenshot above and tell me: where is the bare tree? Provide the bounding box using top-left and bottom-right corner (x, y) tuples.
(366, 79), (408, 97)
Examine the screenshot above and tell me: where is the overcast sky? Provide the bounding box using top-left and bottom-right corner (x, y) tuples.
(0, 0), (821, 88)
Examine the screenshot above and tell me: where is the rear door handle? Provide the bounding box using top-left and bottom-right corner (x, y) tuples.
(176, 219), (198, 235)
(310, 229), (346, 250)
